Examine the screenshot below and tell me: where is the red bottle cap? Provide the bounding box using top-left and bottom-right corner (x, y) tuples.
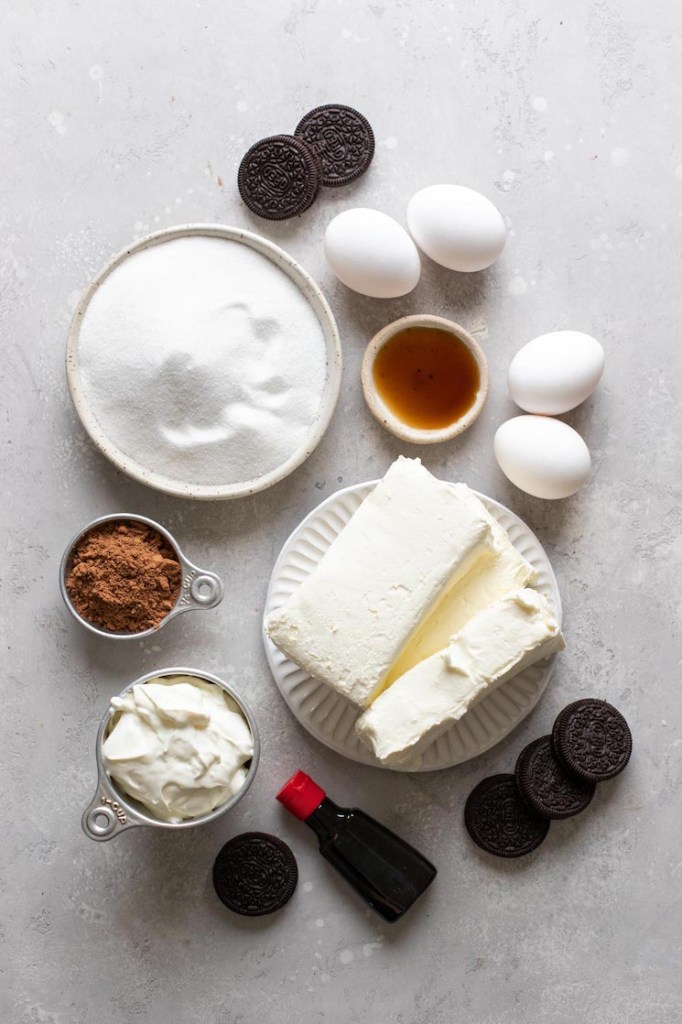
(277, 771), (326, 821)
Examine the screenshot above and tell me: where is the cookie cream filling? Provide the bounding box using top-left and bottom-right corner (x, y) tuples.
(102, 675), (253, 822)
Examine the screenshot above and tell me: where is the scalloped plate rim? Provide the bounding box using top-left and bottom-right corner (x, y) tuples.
(263, 479), (561, 772)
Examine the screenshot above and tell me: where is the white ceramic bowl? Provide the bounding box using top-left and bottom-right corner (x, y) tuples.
(66, 224), (342, 500)
(361, 314), (489, 444)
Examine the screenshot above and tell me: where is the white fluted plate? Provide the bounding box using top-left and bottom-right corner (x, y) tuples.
(263, 481), (562, 771)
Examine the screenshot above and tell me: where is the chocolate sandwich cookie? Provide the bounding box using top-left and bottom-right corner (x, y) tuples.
(464, 774), (550, 858)
(295, 104), (375, 187)
(553, 699), (632, 783)
(213, 832), (298, 916)
(515, 735), (596, 820)
(238, 135), (320, 220)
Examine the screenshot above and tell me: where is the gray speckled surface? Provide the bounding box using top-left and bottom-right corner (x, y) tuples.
(3, 2), (681, 1022)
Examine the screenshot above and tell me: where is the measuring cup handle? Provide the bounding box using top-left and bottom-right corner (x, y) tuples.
(178, 565), (224, 612)
(81, 778), (140, 842)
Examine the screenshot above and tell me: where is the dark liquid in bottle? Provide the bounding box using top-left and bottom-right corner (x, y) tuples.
(306, 798), (436, 922)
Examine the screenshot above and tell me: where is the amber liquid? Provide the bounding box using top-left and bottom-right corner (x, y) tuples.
(372, 326), (481, 431)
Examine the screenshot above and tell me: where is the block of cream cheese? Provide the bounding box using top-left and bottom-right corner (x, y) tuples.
(384, 514), (537, 686)
(356, 589), (564, 766)
(265, 457), (496, 708)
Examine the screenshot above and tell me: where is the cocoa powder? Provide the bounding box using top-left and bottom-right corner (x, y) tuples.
(66, 520), (182, 633)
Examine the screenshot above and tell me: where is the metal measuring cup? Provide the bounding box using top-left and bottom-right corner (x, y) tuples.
(59, 513), (224, 639)
(82, 667), (260, 841)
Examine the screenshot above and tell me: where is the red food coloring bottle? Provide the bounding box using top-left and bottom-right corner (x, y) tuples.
(277, 771), (436, 922)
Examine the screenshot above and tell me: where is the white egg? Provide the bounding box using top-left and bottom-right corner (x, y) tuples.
(494, 415), (591, 499)
(324, 208), (421, 298)
(508, 331), (605, 415)
(406, 184), (506, 272)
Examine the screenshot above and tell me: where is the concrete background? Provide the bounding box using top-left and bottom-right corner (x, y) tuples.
(2, 2), (681, 1022)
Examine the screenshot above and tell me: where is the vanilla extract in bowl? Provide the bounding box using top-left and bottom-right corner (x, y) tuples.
(361, 315), (489, 445)
(373, 325), (480, 429)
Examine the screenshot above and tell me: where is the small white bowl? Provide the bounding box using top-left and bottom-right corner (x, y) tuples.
(361, 314), (489, 444)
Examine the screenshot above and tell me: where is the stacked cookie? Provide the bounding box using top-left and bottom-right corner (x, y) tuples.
(465, 699), (633, 858)
(238, 104), (375, 220)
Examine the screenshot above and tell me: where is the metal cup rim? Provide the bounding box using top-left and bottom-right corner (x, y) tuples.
(59, 513), (222, 639)
(84, 666), (260, 837)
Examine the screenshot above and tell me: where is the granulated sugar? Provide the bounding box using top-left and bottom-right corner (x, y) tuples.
(77, 235), (328, 486)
